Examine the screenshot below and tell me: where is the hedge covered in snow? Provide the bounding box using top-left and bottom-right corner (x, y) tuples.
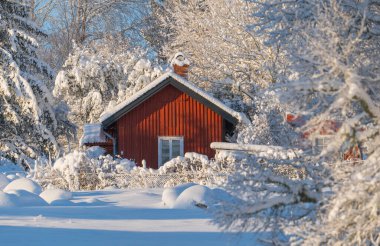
(33, 148), (234, 191)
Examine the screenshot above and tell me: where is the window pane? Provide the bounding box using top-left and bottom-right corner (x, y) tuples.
(316, 138), (323, 147)
(172, 140), (181, 157)
(161, 140), (170, 164)
(315, 137), (330, 154)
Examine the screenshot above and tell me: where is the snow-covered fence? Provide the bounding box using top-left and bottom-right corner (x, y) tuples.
(100, 171), (228, 189)
(34, 150), (231, 191)
(37, 169), (228, 191)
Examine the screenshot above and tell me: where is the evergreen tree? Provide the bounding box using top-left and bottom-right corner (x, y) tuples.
(0, 0), (60, 170)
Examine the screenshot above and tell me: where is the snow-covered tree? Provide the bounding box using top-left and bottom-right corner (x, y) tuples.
(214, 0), (380, 244)
(236, 87), (298, 147)
(303, 151), (380, 245)
(158, 0), (287, 104)
(53, 38), (162, 130)
(37, 0), (149, 70)
(0, 0), (63, 170)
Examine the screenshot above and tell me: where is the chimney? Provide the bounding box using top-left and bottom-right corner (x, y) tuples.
(171, 52), (190, 78)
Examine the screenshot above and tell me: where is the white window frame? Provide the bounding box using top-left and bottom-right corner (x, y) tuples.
(313, 136), (332, 154)
(158, 136), (184, 166)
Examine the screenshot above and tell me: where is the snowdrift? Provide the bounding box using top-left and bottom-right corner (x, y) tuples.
(0, 175), (73, 207)
(162, 183), (238, 209)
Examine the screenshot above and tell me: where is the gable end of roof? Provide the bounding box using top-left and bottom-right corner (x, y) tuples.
(101, 72), (247, 128)
(102, 77), (172, 127)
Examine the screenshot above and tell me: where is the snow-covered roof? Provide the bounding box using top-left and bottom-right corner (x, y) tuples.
(80, 124), (107, 146)
(100, 72), (250, 127)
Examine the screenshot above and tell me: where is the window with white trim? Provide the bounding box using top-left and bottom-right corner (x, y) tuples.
(313, 136), (332, 154)
(158, 137), (184, 166)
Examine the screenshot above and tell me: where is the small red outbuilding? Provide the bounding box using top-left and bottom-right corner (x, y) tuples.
(82, 72), (246, 169)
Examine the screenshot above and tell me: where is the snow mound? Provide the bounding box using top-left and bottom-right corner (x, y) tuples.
(3, 178), (42, 194)
(162, 183), (197, 208)
(0, 191), (18, 207)
(0, 173), (10, 190)
(40, 189), (73, 204)
(6, 190), (48, 206)
(164, 184), (238, 209)
(173, 185), (215, 209)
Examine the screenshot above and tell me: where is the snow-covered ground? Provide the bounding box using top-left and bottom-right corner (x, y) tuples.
(0, 188), (261, 246)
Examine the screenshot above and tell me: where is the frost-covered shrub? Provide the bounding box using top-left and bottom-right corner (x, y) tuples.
(53, 151), (99, 190)
(158, 152), (233, 175)
(213, 150), (324, 242)
(34, 149), (136, 191)
(35, 151), (234, 190)
(154, 152), (233, 187)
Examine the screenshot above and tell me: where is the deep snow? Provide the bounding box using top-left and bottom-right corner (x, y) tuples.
(0, 188), (264, 246)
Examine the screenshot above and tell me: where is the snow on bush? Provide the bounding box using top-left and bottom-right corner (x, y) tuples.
(158, 152), (232, 176)
(36, 150), (232, 191)
(52, 150), (99, 190)
(40, 189), (73, 204)
(158, 153), (211, 174)
(3, 178), (42, 195)
(98, 155), (136, 173)
(34, 150), (136, 191)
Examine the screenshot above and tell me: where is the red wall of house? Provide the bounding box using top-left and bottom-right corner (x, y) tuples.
(116, 84), (224, 169)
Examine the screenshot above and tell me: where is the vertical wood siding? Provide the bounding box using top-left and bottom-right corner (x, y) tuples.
(116, 84), (223, 169)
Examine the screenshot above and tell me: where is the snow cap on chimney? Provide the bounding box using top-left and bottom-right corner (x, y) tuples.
(171, 52), (190, 78)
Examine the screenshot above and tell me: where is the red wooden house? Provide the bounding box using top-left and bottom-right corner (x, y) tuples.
(81, 70), (247, 169)
(286, 113), (363, 160)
